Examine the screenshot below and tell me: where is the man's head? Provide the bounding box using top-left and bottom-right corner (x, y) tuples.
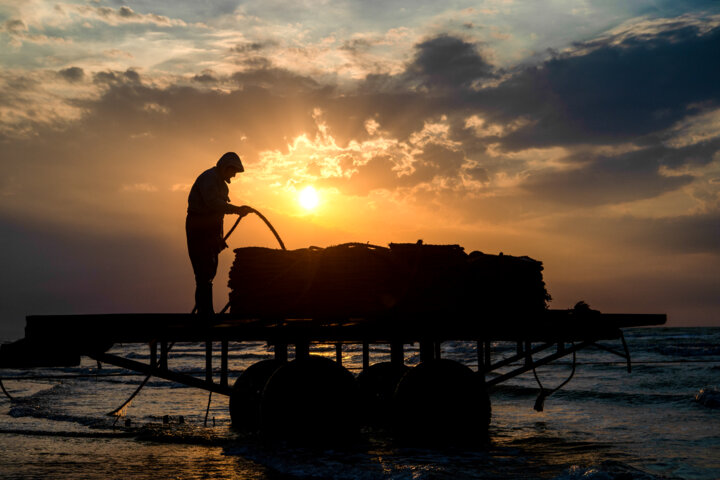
(217, 152), (244, 183)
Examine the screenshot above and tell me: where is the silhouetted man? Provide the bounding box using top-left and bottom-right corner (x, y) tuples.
(186, 152), (251, 315)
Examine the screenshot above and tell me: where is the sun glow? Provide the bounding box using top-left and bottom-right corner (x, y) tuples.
(298, 185), (320, 210)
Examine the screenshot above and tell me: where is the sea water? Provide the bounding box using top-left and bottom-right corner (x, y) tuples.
(1, 327), (718, 479)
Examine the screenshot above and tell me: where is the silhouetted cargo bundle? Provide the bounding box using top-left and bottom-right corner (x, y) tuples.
(228, 242), (550, 317)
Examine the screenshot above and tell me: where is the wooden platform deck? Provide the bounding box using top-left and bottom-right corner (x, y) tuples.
(20, 310), (666, 346)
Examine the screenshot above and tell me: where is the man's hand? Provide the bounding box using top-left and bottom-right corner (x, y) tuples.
(232, 205), (253, 217)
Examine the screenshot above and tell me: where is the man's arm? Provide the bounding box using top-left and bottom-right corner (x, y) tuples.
(197, 173), (251, 216)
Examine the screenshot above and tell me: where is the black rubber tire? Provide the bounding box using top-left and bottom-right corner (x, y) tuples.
(260, 355), (359, 444)
(391, 359), (491, 445)
(230, 359), (284, 431)
(356, 361), (409, 425)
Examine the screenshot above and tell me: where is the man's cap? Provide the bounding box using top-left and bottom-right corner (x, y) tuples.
(217, 152), (244, 172)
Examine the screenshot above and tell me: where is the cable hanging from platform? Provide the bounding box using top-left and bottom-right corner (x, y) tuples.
(0, 378), (13, 401)
(531, 343), (577, 412)
(106, 208), (287, 419)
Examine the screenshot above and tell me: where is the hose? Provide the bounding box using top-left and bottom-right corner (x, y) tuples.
(226, 207), (286, 250)
(107, 207), (286, 418)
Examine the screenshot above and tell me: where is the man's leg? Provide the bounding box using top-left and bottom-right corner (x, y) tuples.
(187, 223), (220, 315)
(195, 278), (214, 315)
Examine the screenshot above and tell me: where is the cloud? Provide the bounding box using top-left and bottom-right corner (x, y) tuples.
(192, 71), (218, 84)
(2, 19), (27, 34)
(480, 21), (720, 148)
(55, 4), (187, 27)
(1, 9), (719, 329)
(523, 147), (695, 207)
(121, 183), (159, 192)
(58, 66), (84, 82)
(93, 68), (143, 85)
(406, 35), (495, 90)
(1, 17), (71, 46)
(1, 16), (718, 221)
(231, 65), (320, 92)
(231, 40), (277, 54)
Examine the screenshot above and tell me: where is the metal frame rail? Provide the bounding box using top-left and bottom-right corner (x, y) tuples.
(90, 332), (635, 397)
(1, 311), (663, 396)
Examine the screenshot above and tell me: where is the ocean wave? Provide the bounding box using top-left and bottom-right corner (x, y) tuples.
(6, 383), (115, 429)
(0, 428), (133, 438)
(694, 387), (720, 409)
(554, 460), (673, 480)
(133, 423), (232, 445)
(8, 400), (115, 429)
(656, 343), (720, 357)
(492, 384), (688, 406)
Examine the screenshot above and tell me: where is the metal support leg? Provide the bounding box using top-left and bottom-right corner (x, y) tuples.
(362, 342), (370, 371)
(484, 341), (491, 370)
(160, 341), (168, 370)
(420, 340), (434, 363)
(275, 343), (288, 363)
(220, 340), (228, 388)
(295, 341), (309, 360)
(150, 341), (157, 369)
(390, 342), (404, 366)
(335, 343), (343, 365)
(477, 341), (485, 373)
(525, 341), (532, 367)
(205, 341), (213, 384)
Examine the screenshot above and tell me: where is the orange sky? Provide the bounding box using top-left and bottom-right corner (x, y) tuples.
(1, 1), (719, 337)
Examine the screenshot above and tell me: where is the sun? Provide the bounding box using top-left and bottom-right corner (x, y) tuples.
(298, 185), (320, 210)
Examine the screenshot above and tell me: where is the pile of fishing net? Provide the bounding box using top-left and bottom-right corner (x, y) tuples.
(227, 242), (550, 318)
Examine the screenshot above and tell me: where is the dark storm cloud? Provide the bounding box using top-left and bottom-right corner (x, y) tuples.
(230, 65), (320, 92)
(93, 68), (142, 85)
(361, 35), (495, 94)
(230, 41), (276, 54)
(58, 66), (85, 82)
(482, 24), (720, 148)
(524, 147), (695, 206)
(350, 23), (720, 155)
(339, 38), (374, 53)
(2, 19), (27, 33)
(326, 22), (720, 207)
(406, 35), (495, 90)
(237, 56), (273, 69)
(192, 71), (217, 83)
